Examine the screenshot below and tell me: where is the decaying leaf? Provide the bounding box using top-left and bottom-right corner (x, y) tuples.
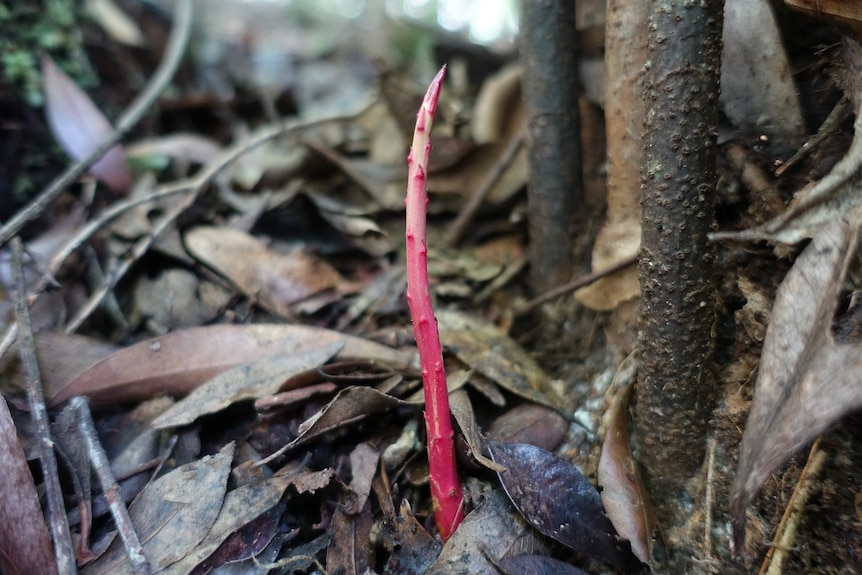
(488, 440), (642, 572)
(448, 389), (506, 473)
(152, 339), (343, 428)
(379, 500), (441, 574)
(436, 309), (567, 411)
(598, 383), (656, 564)
(0, 396), (59, 575)
(41, 55), (131, 193)
(425, 490), (549, 575)
(731, 209), (862, 553)
(49, 324), (417, 407)
(160, 472), (296, 575)
(277, 386), (408, 454)
(184, 226), (343, 318)
(84, 443), (235, 574)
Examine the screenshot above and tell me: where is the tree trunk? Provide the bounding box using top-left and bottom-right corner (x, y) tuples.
(635, 0), (723, 536)
(520, 0), (582, 295)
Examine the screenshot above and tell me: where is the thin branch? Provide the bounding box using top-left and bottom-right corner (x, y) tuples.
(443, 127), (525, 248)
(11, 238), (76, 575)
(514, 254), (637, 317)
(0, 0), (193, 247)
(71, 397), (150, 575)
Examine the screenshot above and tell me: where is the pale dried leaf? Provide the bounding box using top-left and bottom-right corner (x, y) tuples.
(49, 324), (417, 407)
(42, 56), (131, 193)
(425, 490), (548, 575)
(84, 443), (235, 574)
(184, 226), (342, 318)
(731, 209), (862, 552)
(86, 0), (143, 45)
(159, 472), (296, 575)
(152, 339), (343, 428)
(437, 309), (567, 410)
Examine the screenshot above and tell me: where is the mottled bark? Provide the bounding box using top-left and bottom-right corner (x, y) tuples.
(635, 0), (722, 517)
(520, 0), (582, 294)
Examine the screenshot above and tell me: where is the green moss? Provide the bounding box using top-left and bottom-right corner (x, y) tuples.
(0, 0), (96, 106)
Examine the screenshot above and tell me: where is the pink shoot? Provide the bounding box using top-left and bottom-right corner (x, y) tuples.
(405, 64), (465, 541)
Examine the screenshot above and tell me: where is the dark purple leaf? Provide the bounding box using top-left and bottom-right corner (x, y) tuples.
(488, 441), (642, 572)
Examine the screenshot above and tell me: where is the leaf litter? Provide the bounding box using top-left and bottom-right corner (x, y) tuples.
(0, 2), (737, 573)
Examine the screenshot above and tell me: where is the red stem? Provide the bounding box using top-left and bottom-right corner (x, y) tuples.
(405, 65), (465, 541)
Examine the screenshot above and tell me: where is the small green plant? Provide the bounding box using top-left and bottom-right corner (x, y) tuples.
(405, 65), (465, 541)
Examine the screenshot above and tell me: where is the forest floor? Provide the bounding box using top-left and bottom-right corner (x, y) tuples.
(2, 1), (862, 574)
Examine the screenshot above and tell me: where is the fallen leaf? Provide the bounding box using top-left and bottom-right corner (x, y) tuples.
(597, 383), (656, 564)
(41, 56), (131, 193)
(280, 386), (409, 454)
(49, 324), (417, 407)
(326, 501), (375, 574)
(379, 500), (441, 574)
(437, 309), (567, 411)
(346, 442), (380, 515)
(152, 339), (343, 428)
(160, 473), (296, 575)
(494, 554), (591, 575)
(448, 389), (506, 473)
(425, 490), (549, 575)
(487, 403), (569, 453)
(731, 209), (862, 553)
(0, 396), (59, 575)
(488, 441), (642, 572)
(83, 442), (235, 574)
(184, 226), (342, 318)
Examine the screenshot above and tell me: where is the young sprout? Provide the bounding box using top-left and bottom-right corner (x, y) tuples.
(405, 65), (465, 541)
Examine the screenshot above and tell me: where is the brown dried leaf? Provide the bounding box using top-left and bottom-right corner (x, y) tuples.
(437, 309), (567, 410)
(597, 383), (655, 564)
(151, 339), (343, 428)
(731, 210), (862, 553)
(49, 324), (417, 408)
(0, 331), (118, 398)
(83, 443), (235, 574)
(449, 389), (506, 473)
(487, 403), (569, 453)
(41, 56), (131, 193)
(327, 502), (375, 574)
(379, 500), (440, 574)
(0, 396), (58, 575)
(283, 386), (408, 452)
(184, 226), (342, 318)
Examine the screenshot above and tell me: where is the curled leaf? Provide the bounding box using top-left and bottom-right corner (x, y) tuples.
(731, 209), (862, 553)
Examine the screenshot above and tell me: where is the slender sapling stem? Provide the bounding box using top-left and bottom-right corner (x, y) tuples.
(405, 64), (465, 541)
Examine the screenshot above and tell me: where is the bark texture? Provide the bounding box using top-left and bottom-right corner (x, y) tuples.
(635, 0), (722, 516)
(520, 0), (582, 295)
